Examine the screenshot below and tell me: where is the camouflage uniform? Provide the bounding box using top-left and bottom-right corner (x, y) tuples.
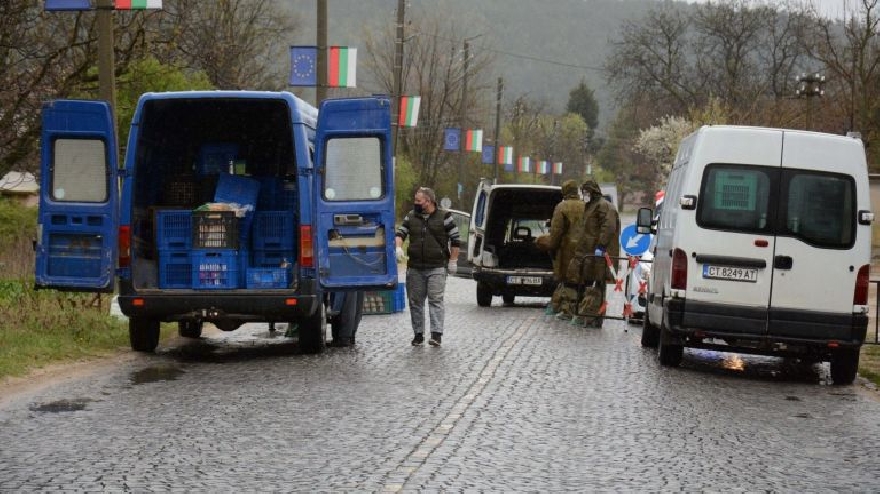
(539, 180), (584, 316)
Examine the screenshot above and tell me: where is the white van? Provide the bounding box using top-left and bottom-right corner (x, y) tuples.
(636, 125), (874, 384)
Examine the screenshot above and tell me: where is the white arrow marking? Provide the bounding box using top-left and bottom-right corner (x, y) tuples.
(626, 234), (644, 249)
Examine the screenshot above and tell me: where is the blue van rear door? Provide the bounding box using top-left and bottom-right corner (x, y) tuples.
(35, 100), (118, 292)
(314, 97), (397, 289)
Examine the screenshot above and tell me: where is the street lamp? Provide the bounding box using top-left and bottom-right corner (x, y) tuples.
(795, 72), (825, 130)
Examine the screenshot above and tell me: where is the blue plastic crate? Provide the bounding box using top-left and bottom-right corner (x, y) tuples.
(191, 249), (240, 289)
(214, 173), (260, 208)
(245, 267), (290, 289)
(252, 211), (294, 250)
(256, 177), (298, 211)
(198, 143), (239, 176)
(253, 249), (295, 268)
(158, 250), (191, 289)
(155, 210), (192, 250)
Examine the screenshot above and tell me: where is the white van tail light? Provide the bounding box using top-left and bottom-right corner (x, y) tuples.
(854, 264), (870, 305)
(671, 248), (688, 290)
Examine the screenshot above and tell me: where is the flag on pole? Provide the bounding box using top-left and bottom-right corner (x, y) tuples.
(538, 161), (550, 174)
(328, 46), (357, 88)
(398, 96), (421, 127)
(497, 146), (513, 165)
(45, 0), (91, 10)
(289, 46), (318, 86)
(517, 156), (531, 173)
(504, 162), (514, 172)
(482, 146), (495, 164)
(115, 0), (162, 8)
(552, 162), (563, 174)
(465, 130), (483, 152)
(444, 129), (461, 151)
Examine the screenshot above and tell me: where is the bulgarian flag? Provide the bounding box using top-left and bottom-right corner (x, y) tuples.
(538, 161), (550, 174)
(465, 130), (483, 152)
(328, 46), (357, 88)
(517, 156), (531, 173)
(115, 0), (162, 8)
(398, 96), (421, 127)
(498, 146), (513, 165)
(552, 162), (563, 174)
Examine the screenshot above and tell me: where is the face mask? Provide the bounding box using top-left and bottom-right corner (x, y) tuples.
(583, 194), (591, 203)
(414, 203), (425, 214)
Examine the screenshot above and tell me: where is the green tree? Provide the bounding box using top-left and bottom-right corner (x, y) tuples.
(566, 79), (599, 131)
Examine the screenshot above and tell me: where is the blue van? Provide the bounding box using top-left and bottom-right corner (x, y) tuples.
(35, 92), (397, 354)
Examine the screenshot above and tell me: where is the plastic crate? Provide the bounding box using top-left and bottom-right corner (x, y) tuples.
(256, 177), (298, 211)
(158, 250), (192, 289)
(214, 173), (260, 208)
(252, 211), (294, 250)
(245, 267), (290, 289)
(163, 176), (198, 207)
(198, 143), (239, 176)
(363, 285), (406, 315)
(191, 249), (240, 289)
(253, 249), (295, 268)
(192, 210), (239, 249)
(155, 210), (192, 250)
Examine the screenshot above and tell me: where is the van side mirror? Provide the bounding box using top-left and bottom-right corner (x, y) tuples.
(636, 207), (654, 234)
(859, 210), (874, 225)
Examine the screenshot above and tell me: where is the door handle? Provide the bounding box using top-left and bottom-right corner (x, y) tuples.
(773, 255), (792, 270)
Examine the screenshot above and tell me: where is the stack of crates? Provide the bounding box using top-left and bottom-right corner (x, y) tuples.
(156, 210), (193, 289)
(248, 210), (294, 288)
(190, 210), (241, 289)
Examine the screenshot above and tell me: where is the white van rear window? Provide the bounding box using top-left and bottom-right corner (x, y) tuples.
(698, 164), (855, 248)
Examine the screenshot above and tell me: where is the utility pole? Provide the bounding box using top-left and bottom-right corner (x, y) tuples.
(316, 0), (328, 104)
(458, 39), (470, 203)
(392, 0), (405, 159)
(96, 0), (116, 111)
(493, 77), (503, 183)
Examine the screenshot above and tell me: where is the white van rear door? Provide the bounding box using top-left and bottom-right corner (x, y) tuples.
(771, 132), (863, 313)
(468, 179), (493, 264)
(686, 129), (781, 312)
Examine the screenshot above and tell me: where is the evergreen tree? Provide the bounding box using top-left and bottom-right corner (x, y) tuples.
(566, 79), (600, 131)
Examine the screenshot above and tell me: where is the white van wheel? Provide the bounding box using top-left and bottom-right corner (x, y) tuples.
(658, 324), (683, 367)
(476, 282), (492, 307)
(641, 309), (660, 348)
(829, 348), (860, 385)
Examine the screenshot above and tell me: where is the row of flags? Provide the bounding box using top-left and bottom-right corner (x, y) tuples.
(443, 128), (563, 173)
(45, 0), (162, 9)
(289, 46), (357, 88)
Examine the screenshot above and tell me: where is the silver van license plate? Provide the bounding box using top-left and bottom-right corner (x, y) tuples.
(702, 265), (758, 282)
(507, 275), (542, 285)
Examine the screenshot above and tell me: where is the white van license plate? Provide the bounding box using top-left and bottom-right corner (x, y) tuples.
(702, 265), (758, 282)
(507, 275), (542, 285)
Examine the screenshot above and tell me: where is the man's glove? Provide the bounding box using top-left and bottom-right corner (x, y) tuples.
(594, 247), (606, 257)
(395, 246), (406, 263)
(447, 260), (458, 275)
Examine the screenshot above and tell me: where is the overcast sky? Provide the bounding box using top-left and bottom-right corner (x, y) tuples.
(680, 0), (854, 19)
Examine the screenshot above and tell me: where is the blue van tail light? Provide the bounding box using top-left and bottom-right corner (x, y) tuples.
(854, 264), (870, 305)
(119, 226), (131, 268)
(299, 225), (313, 267)
(671, 248), (688, 290)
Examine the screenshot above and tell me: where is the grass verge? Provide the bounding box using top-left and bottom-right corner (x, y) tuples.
(860, 344), (880, 387)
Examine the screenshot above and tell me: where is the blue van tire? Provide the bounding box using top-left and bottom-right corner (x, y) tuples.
(331, 291), (364, 342)
(830, 347), (860, 385)
(130, 317), (160, 353)
(299, 302), (327, 354)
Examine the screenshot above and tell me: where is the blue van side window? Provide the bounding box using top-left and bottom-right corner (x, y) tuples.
(52, 138), (108, 202)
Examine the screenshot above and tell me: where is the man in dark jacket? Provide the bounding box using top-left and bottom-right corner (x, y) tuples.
(395, 187), (460, 347)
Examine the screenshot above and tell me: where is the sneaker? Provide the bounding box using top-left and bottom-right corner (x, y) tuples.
(429, 332), (442, 346)
(411, 333), (424, 346)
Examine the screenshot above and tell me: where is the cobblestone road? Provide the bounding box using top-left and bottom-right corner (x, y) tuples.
(2, 276), (880, 491)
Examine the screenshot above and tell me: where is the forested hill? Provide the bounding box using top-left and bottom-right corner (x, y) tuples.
(283, 0), (684, 128)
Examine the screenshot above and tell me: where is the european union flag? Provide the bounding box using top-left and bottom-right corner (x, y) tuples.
(45, 0), (91, 10)
(444, 128), (460, 151)
(482, 145), (495, 164)
(289, 46), (317, 86)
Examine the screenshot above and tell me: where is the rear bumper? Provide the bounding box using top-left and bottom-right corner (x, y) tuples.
(665, 298), (867, 353)
(473, 268), (555, 297)
(118, 279), (319, 322)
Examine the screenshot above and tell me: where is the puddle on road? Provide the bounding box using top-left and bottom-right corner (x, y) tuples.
(29, 398), (92, 413)
(130, 365), (185, 385)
